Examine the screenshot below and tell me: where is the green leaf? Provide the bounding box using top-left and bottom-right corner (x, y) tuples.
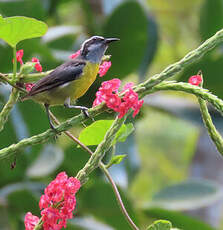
(149, 179), (223, 211)
(116, 122), (134, 142)
(147, 220), (172, 230)
(144, 208), (216, 230)
(106, 154), (127, 168)
(79, 120), (134, 146)
(0, 16), (47, 47)
(103, 1), (148, 79)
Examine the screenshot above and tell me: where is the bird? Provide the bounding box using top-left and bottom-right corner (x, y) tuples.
(22, 36), (119, 130)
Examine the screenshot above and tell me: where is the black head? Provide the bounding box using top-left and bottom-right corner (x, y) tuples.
(80, 36), (119, 63)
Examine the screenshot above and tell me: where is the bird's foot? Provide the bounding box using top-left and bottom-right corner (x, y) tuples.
(81, 107), (89, 118)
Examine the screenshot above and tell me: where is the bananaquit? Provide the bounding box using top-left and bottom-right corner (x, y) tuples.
(23, 36), (119, 130)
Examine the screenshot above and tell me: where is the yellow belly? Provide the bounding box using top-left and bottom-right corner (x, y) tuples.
(32, 62), (99, 105)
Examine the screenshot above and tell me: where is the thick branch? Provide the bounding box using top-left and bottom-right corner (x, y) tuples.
(50, 112), (139, 230)
(0, 103), (106, 159)
(1, 29), (223, 159)
(198, 98), (223, 155)
(142, 81), (223, 115)
(76, 114), (127, 183)
(137, 28), (223, 91)
(0, 88), (20, 132)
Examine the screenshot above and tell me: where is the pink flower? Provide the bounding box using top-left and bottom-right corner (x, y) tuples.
(69, 50), (81, 59)
(25, 83), (35, 92)
(93, 79), (144, 118)
(16, 49), (24, 65)
(188, 75), (202, 86)
(100, 78), (121, 94)
(132, 99), (144, 118)
(122, 88), (138, 108)
(25, 172), (81, 230)
(31, 57), (42, 72)
(31, 57), (39, 63)
(41, 207), (61, 228)
(36, 172), (80, 229)
(98, 61), (112, 77)
(118, 102), (129, 119)
(122, 82), (134, 91)
(24, 212), (39, 230)
(105, 94), (121, 112)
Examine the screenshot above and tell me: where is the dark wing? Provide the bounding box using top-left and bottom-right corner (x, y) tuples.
(27, 59), (86, 96)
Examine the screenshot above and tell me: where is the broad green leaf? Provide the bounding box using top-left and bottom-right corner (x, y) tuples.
(144, 208), (216, 230)
(0, 15), (47, 47)
(148, 179), (223, 211)
(0, 0), (46, 20)
(79, 120), (134, 146)
(147, 220), (172, 230)
(103, 1), (148, 79)
(106, 154), (127, 168)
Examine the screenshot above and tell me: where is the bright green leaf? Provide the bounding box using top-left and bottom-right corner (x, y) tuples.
(147, 220), (172, 230)
(0, 16), (47, 47)
(106, 154), (127, 168)
(116, 123), (134, 142)
(79, 120), (134, 146)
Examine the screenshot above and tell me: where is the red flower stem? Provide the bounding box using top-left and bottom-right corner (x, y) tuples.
(49, 111), (139, 230)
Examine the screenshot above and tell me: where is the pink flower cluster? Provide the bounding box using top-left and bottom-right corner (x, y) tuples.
(15, 49), (43, 72)
(188, 75), (202, 86)
(24, 172), (81, 230)
(69, 50), (111, 77)
(93, 79), (144, 118)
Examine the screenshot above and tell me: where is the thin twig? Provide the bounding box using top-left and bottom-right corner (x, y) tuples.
(0, 74), (27, 93)
(1, 29), (223, 159)
(49, 111), (139, 230)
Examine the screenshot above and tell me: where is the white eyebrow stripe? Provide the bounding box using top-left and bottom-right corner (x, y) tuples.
(80, 36), (104, 51)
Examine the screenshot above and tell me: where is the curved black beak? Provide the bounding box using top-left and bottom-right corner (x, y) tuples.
(105, 38), (120, 44)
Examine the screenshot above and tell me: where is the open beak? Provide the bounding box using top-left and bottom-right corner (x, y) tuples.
(105, 38), (120, 44)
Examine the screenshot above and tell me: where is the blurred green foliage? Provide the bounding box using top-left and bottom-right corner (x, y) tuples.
(0, 0), (223, 229)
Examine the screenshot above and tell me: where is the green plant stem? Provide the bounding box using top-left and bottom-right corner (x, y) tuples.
(140, 81), (223, 115)
(198, 97), (223, 155)
(0, 88), (20, 132)
(0, 103), (106, 159)
(0, 73), (27, 93)
(136, 28), (223, 91)
(76, 114), (127, 183)
(49, 111), (139, 230)
(2, 29), (223, 159)
(0, 47), (22, 132)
